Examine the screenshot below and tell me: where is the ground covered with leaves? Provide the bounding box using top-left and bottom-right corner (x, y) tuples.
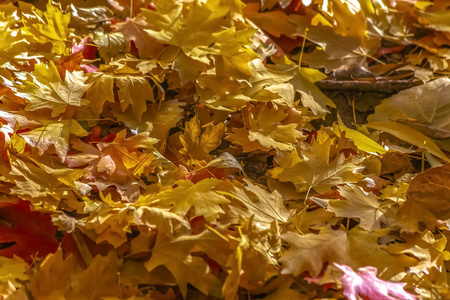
(1, 0), (450, 299)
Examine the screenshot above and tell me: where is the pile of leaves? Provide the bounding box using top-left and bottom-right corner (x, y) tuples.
(1, 0), (450, 298)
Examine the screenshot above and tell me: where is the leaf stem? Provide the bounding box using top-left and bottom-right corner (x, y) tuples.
(298, 28), (309, 70)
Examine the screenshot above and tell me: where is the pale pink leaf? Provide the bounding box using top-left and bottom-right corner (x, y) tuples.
(334, 263), (417, 300)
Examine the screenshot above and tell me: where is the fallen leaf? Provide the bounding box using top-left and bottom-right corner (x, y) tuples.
(365, 121), (449, 162)
(145, 230), (227, 298)
(334, 263), (417, 300)
(156, 179), (230, 222)
(68, 251), (125, 299)
(219, 179), (292, 226)
(0, 256), (29, 290)
(180, 115), (225, 161)
(312, 184), (385, 231)
(334, 117), (387, 155)
(142, 0), (255, 63)
(20, 1), (73, 54)
(289, 14), (380, 73)
(114, 15), (165, 59)
(280, 227), (347, 277)
(398, 163), (450, 231)
(368, 78), (450, 138)
(116, 75), (155, 122)
(270, 132), (365, 193)
(271, 56), (336, 116)
(0, 200), (59, 262)
(20, 120), (87, 162)
(227, 105), (302, 152)
(84, 73), (115, 117)
(30, 249), (78, 299)
(16, 62), (90, 117)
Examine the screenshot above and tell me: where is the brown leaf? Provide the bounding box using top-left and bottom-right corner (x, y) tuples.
(399, 163), (450, 231)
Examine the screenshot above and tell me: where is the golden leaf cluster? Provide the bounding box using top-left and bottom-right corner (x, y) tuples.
(0, 0), (450, 299)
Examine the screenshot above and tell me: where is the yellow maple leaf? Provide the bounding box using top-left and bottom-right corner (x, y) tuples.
(20, 120), (87, 162)
(94, 32), (127, 63)
(289, 12), (380, 73)
(180, 114), (225, 161)
(145, 230), (228, 298)
(9, 156), (84, 211)
(155, 178), (230, 222)
(31, 249), (128, 299)
(280, 227), (348, 277)
(311, 184), (385, 231)
(20, 0), (73, 55)
(68, 251), (125, 299)
(117, 100), (184, 146)
(0, 256), (29, 293)
(81, 202), (188, 248)
(270, 130), (364, 193)
(15, 62), (90, 117)
(222, 216), (280, 300)
(0, 4), (30, 68)
(333, 116), (387, 155)
(240, 219), (282, 279)
(270, 56), (336, 116)
(227, 105), (302, 152)
(116, 75), (155, 122)
(281, 226), (417, 279)
(67, 130), (158, 187)
(398, 163), (450, 232)
(84, 73), (115, 117)
(243, 3), (297, 38)
(29, 249), (78, 299)
(218, 179), (292, 227)
(173, 51), (208, 84)
(142, 0), (255, 63)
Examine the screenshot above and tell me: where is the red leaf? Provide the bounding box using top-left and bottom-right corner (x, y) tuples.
(0, 200), (59, 263)
(130, 40), (140, 57)
(72, 37), (97, 60)
(184, 167), (226, 184)
(374, 46), (405, 58)
(83, 126), (101, 143)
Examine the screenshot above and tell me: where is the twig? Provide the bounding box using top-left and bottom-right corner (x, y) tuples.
(315, 79), (422, 93)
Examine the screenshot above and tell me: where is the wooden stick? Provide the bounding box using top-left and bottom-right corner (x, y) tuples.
(315, 79), (422, 93)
